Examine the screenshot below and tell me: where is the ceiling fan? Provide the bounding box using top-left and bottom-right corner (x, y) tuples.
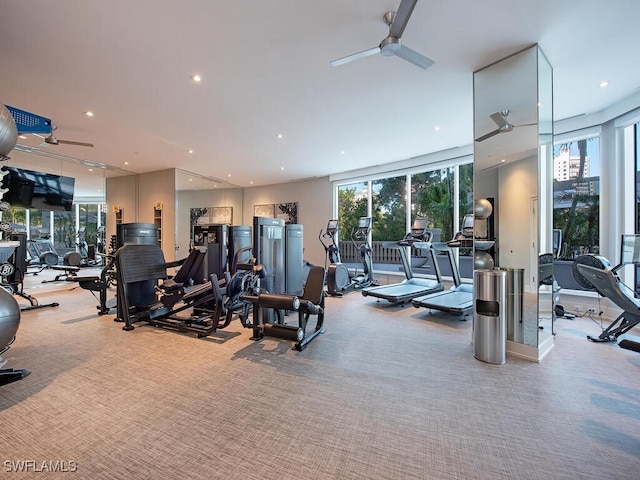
(37, 126), (94, 148)
(474, 110), (536, 142)
(330, 0), (434, 70)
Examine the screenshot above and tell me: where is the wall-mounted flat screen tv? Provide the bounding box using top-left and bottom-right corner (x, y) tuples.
(1, 166), (75, 211)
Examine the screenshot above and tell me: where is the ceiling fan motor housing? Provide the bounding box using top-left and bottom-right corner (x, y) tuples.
(380, 36), (401, 55)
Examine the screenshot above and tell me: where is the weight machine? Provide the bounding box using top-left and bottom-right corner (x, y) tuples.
(113, 244), (227, 338)
(239, 265), (326, 351)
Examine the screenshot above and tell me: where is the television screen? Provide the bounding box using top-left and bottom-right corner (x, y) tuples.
(1, 166), (75, 211)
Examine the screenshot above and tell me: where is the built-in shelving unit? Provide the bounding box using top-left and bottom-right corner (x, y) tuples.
(114, 206), (123, 226)
(154, 203), (162, 249)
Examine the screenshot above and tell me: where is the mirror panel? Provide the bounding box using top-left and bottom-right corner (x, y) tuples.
(175, 169), (243, 256)
(537, 49), (554, 342)
(473, 45), (553, 357)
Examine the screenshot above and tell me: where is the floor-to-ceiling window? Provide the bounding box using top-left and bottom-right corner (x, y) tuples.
(334, 161), (473, 279)
(372, 175), (406, 242)
(553, 138), (601, 257)
(336, 181), (368, 263)
(53, 210), (75, 254)
(411, 168), (454, 241)
(553, 136), (600, 289)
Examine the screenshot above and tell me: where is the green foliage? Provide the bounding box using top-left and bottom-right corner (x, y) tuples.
(372, 176), (406, 241)
(411, 167), (473, 240)
(337, 165), (474, 246)
(337, 186), (367, 242)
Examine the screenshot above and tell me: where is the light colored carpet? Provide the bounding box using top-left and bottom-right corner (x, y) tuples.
(0, 269), (639, 479)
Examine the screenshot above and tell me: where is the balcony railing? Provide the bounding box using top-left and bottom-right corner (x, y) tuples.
(340, 241), (402, 264)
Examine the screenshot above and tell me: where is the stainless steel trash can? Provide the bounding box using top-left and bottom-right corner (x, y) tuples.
(502, 267), (524, 343)
(473, 269), (507, 364)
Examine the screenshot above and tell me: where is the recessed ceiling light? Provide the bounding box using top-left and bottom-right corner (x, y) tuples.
(189, 178), (193, 182)
(250, 181), (254, 185)
(280, 166), (285, 170)
(191, 74), (202, 82)
(188, 149), (193, 154)
(84, 111), (94, 117)
(434, 126), (440, 131)
(88, 168), (93, 172)
(340, 150), (345, 155)
(599, 80), (609, 88)
(500, 159), (506, 163)
(227, 174), (231, 177)
(124, 161), (129, 165)
(276, 133), (283, 139)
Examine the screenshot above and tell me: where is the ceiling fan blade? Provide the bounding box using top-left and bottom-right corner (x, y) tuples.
(57, 139), (94, 147)
(330, 46), (380, 67)
(393, 44), (434, 69)
(389, 0), (418, 38)
(475, 129), (501, 143)
(490, 111), (507, 127)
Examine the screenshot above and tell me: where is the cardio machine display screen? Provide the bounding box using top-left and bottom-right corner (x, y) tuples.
(620, 234), (640, 265)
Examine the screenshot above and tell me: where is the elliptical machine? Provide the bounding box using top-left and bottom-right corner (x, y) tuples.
(319, 219), (351, 296)
(319, 217), (375, 296)
(349, 217), (375, 289)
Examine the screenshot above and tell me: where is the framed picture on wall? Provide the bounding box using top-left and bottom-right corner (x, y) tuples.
(211, 206), (233, 224)
(276, 202), (298, 224)
(190, 207), (209, 226)
(254, 204), (275, 218)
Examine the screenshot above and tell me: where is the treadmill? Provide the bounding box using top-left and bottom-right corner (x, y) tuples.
(411, 242), (473, 317)
(361, 219), (444, 304)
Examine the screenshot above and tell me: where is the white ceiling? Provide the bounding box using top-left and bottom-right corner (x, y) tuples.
(2, 0), (639, 195)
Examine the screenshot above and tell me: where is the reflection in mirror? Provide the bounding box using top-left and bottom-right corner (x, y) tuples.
(175, 169), (243, 256)
(473, 45), (554, 361)
(1, 148), (121, 255)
